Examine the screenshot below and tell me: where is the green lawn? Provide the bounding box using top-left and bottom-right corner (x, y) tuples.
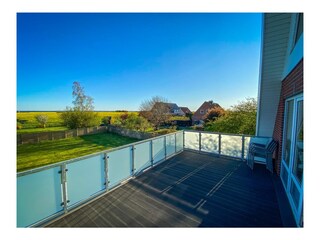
(17, 132), (139, 172)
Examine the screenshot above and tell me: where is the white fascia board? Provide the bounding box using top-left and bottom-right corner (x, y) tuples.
(282, 34), (303, 79)
(256, 13), (265, 136)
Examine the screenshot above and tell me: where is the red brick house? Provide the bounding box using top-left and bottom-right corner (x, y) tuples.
(192, 101), (221, 124)
(256, 13), (303, 226)
(180, 107), (192, 116)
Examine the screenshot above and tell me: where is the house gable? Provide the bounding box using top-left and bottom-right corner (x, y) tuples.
(192, 101), (221, 122)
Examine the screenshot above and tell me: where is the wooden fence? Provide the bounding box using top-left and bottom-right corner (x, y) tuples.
(17, 126), (107, 145)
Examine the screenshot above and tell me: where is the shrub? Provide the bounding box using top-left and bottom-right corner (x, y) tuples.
(154, 128), (176, 135)
(101, 116), (111, 125)
(35, 114), (49, 128)
(204, 106), (225, 122)
(60, 108), (100, 129)
(112, 113), (153, 132)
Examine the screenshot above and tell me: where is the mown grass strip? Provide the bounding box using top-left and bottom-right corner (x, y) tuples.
(17, 126), (69, 134)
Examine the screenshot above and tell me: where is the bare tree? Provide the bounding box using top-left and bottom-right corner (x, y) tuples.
(72, 81), (94, 111)
(139, 96), (170, 130)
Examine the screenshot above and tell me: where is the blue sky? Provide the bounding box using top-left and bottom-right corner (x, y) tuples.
(17, 13), (262, 111)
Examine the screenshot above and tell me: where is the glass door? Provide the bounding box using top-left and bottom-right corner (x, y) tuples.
(280, 94), (303, 226)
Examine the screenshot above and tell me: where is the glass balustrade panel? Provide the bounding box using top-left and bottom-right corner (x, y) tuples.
(17, 166), (63, 227)
(134, 141), (152, 174)
(220, 134), (242, 158)
(66, 154), (106, 207)
(184, 131), (199, 150)
(176, 132), (183, 152)
(152, 137), (165, 163)
(166, 134), (176, 157)
(201, 133), (219, 154)
(108, 147), (132, 188)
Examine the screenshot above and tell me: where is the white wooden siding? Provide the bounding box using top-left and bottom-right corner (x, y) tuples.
(256, 14), (292, 137)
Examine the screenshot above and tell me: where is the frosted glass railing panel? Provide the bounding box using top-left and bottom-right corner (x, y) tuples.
(201, 133), (219, 154)
(220, 135), (242, 158)
(244, 136), (252, 159)
(108, 147), (132, 188)
(184, 131), (199, 150)
(66, 154), (106, 207)
(176, 131), (183, 152)
(166, 134), (176, 157)
(17, 166), (63, 227)
(152, 137), (165, 163)
(134, 142), (152, 174)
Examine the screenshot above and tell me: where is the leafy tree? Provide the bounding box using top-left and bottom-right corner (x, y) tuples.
(204, 98), (257, 135)
(113, 113), (152, 132)
(60, 82), (100, 129)
(139, 96), (170, 130)
(35, 114), (49, 128)
(124, 113), (152, 131)
(204, 106), (225, 122)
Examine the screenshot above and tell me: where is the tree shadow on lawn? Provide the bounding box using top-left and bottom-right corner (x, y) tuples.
(17, 132), (140, 172)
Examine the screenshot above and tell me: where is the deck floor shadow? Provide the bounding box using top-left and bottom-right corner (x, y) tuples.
(46, 151), (296, 227)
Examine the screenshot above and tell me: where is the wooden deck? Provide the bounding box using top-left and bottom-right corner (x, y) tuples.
(46, 151), (296, 227)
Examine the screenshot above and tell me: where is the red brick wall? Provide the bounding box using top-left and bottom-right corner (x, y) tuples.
(272, 59), (303, 175)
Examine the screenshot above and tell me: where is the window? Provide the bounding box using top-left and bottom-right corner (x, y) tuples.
(200, 110), (204, 114)
(292, 100), (303, 183)
(281, 94), (303, 226)
(283, 100), (294, 166)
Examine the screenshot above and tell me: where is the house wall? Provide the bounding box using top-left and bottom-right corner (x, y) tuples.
(256, 14), (292, 137)
(272, 59), (303, 175)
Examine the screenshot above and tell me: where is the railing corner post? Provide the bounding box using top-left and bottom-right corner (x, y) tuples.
(199, 132), (202, 153)
(164, 136), (167, 160)
(241, 135), (245, 161)
(218, 133), (222, 156)
(150, 140), (154, 167)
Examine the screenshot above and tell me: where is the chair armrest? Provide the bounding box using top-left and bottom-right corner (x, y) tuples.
(251, 143), (266, 148)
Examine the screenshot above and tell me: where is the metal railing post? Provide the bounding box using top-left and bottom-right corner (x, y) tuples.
(151, 140), (154, 167)
(183, 131), (185, 150)
(105, 153), (109, 190)
(131, 145), (135, 175)
(59, 163), (69, 213)
(175, 133), (177, 153)
(103, 153), (108, 190)
(241, 135), (245, 161)
(218, 133), (222, 156)
(199, 132), (202, 153)
(164, 136), (167, 160)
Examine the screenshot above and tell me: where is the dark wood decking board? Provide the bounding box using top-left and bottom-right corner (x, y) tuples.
(46, 151), (296, 227)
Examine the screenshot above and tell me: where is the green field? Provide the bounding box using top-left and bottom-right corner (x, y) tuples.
(17, 111), (138, 133)
(17, 132), (139, 172)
